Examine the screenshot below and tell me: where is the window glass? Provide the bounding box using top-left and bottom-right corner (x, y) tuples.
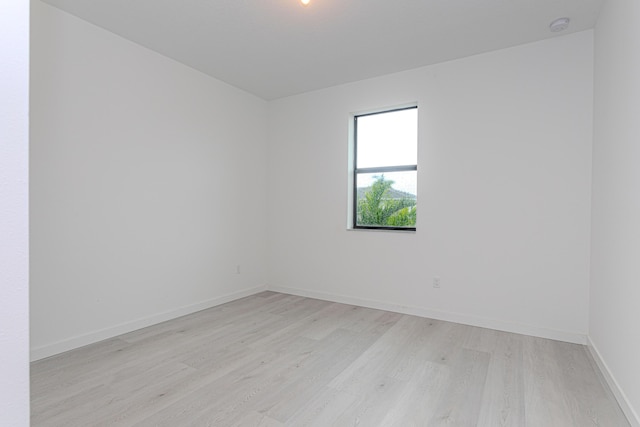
(353, 107), (417, 230)
(356, 108), (417, 168)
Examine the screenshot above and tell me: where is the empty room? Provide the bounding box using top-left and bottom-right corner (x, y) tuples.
(2, 0), (639, 425)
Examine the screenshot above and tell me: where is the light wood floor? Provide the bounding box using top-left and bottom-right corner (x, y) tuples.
(31, 291), (630, 426)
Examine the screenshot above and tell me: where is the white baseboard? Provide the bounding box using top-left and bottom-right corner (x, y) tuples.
(30, 285), (267, 361)
(267, 285), (587, 345)
(587, 337), (640, 427)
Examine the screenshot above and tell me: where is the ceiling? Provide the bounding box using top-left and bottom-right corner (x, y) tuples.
(42, 0), (603, 100)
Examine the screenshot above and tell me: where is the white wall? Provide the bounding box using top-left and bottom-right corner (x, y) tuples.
(268, 31), (594, 343)
(590, 0), (640, 424)
(0, 0), (30, 425)
(30, 1), (269, 360)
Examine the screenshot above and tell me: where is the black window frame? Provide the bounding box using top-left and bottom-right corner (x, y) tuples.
(353, 106), (418, 231)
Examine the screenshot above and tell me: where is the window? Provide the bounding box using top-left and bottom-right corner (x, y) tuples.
(353, 106), (418, 230)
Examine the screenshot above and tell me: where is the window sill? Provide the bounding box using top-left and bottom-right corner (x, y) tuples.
(347, 227), (416, 233)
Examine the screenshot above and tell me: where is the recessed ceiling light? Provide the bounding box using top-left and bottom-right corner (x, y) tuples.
(300, 0), (311, 6)
(549, 17), (570, 33)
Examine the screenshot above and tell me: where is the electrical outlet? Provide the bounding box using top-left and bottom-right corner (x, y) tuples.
(236, 265), (241, 274)
(433, 277), (441, 288)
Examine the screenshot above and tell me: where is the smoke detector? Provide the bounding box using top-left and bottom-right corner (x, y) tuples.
(549, 17), (570, 32)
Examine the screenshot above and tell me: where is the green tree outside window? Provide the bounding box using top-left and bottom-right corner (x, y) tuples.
(357, 175), (416, 227)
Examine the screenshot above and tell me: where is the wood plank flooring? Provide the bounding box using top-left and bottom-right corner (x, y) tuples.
(31, 292), (630, 426)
